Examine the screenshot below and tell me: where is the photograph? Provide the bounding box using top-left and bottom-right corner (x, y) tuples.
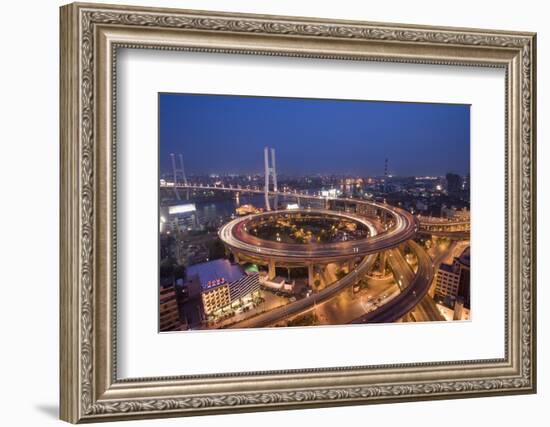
(55, 3), (536, 422)
(158, 93), (471, 331)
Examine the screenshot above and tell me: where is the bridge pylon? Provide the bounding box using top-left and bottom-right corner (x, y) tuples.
(264, 147), (278, 210)
(170, 153), (189, 200)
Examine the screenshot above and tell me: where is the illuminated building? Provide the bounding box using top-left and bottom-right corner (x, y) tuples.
(235, 204), (261, 216)
(435, 247), (470, 308)
(160, 203), (198, 232)
(201, 281), (231, 315)
(186, 259), (260, 316)
(435, 263), (460, 301)
(441, 205), (470, 221)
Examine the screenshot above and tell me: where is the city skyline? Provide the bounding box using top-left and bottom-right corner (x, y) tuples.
(159, 93), (470, 177)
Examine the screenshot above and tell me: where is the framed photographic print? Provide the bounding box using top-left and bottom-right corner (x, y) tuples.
(60, 2), (537, 423)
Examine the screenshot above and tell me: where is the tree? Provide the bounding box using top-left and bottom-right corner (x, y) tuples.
(159, 257), (176, 279)
(207, 239), (226, 260)
(173, 264), (186, 281)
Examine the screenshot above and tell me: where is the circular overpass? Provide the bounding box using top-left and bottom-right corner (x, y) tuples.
(219, 206), (418, 263)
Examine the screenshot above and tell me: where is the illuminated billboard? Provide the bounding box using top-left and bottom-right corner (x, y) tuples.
(168, 204), (196, 215)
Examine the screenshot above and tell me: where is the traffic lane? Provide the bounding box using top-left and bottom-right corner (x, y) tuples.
(350, 241), (433, 324)
(228, 254), (377, 329)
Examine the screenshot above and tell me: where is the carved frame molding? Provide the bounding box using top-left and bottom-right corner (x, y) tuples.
(60, 2), (536, 423)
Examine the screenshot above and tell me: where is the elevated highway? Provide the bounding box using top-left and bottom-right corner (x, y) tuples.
(219, 208), (417, 263)
(227, 254), (377, 329)
(229, 241), (434, 328)
(350, 240), (434, 324)
(418, 216), (470, 240)
(166, 183), (439, 325)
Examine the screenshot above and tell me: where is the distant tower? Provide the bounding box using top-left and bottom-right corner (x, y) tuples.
(384, 158), (389, 193)
(170, 153), (188, 200)
(264, 147), (278, 211)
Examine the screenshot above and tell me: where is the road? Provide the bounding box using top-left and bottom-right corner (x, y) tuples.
(411, 296), (446, 322)
(219, 207), (418, 263)
(350, 241), (434, 324)
(410, 239), (469, 322)
(227, 254), (377, 329)
(172, 184), (440, 326)
(173, 184), (419, 260)
(314, 279), (398, 325)
(385, 245), (444, 322)
(418, 230), (470, 239)
(168, 183), (468, 240)
(387, 246), (415, 290)
(418, 216), (470, 239)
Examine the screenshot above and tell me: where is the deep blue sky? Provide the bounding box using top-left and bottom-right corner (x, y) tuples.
(159, 93), (470, 177)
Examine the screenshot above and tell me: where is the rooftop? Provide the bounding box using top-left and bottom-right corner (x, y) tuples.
(457, 246), (471, 266)
(187, 259), (246, 291)
(438, 263), (455, 274)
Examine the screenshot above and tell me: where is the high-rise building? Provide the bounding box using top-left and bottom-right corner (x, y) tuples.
(456, 247), (470, 309)
(435, 263), (460, 301)
(435, 247), (470, 309)
(159, 284), (186, 331)
(445, 173), (463, 194)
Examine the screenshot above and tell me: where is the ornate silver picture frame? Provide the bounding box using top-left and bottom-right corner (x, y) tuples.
(60, 2), (536, 423)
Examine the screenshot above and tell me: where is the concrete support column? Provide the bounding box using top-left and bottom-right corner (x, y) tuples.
(379, 251), (387, 275)
(453, 298), (465, 320)
(347, 259), (355, 273)
(308, 264), (315, 287)
(268, 259), (276, 280)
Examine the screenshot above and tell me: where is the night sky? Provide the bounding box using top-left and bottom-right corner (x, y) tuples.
(159, 93), (470, 177)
